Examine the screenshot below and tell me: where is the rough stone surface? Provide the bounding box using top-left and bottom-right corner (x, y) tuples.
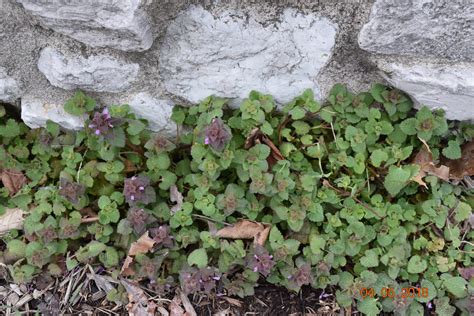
(159, 6), (337, 104)
(127, 92), (176, 136)
(16, 0), (154, 51)
(378, 60), (474, 121)
(38, 47), (139, 93)
(359, 0), (474, 61)
(0, 67), (21, 102)
(21, 96), (85, 130)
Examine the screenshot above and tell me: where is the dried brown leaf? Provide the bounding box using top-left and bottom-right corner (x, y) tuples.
(412, 144), (450, 187)
(0, 208), (24, 234)
(216, 220), (271, 246)
(121, 279), (152, 316)
(120, 256), (135, 276)
(443, 140), (474, 179)
(1, 169), (27, 196)
(128, 231), (155, 256)
(121, 231), (156, 276)
(170, 185), (183, 214)
(169, 294), (185, 316)
(244, 128), (283, 169)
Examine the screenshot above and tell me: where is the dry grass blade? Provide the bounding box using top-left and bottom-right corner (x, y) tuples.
(179, 291), (197, 316)
(216, 220), (271, 246)
(0, 208), (24, 235)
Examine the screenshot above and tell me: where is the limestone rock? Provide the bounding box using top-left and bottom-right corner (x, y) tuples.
(359, 0), (474, 61)
(38, 47), (139, 93)
(127, 92), (176, 136)
(16, 0), (153, 51)
(0, 67), (21, 102)
(379, 61), (474, 120)
(21, 96), (85, 130)
(159, 6), (337, 104)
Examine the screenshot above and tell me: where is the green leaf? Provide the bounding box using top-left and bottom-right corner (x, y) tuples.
(307, 204), (324, 222)
(127, 120), (146, 136)
(370, 149), (388, 167)
(454, 202), (471, 222)
(443, 276), (468, 298)
(416, 279), (437, 303)
(289, 107), (306, 120)
(407, 255), (427, 274)
(64, 91), (96, 116)
(357, 297), (380, 316)
(309, 234), (325, 254)
(187, 248), (208, 268)
(88, 241), (106, 257)
(7, 240), (26, 257)
(442, 140), (462, 159)
(383, 166), (412, 196)
(360, 249), (378, 268)
(0, 119), (21, 138)
(400, 118), (417, 135)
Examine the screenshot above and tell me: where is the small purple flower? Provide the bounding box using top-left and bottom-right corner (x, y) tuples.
(247, 245), (275, 276)
(123, 175), (156, 206)
(180, 267), (221, 294)
(204, 118), (231, 151)
(59, 178), (85, 204)
(427, 302), (433, 310)
(88, 108), (116, 137)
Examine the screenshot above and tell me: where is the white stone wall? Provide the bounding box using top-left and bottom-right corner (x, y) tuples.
(0, 0), (472, 133)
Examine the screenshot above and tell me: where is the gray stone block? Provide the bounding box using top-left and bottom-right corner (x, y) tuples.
(16, 0), (154, 51)
(359, 0), (474, 61)
(38, 47), (139, 93)
(159, 6), (338, 105)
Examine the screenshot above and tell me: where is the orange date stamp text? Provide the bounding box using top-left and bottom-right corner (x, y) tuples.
(359, 287), (429, 300)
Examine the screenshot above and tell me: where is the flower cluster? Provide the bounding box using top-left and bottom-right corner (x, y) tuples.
(180, 267), (221, 294)
(123, 175), (156, 206)
(289, 263), (312, 287)
(58, 178), (85, 204)
(247, 245), (275, 276)
(127, 208), (148, 235)
(149, 225), (174, 249)
(88, 108), (115, 136)
(204, 118), (231, 151)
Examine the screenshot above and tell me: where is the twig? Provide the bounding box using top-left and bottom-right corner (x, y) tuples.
(80, 216), (99, 224)
(192, 214), (231, 226)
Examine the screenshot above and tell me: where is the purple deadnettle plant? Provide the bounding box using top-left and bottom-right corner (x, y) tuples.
(247, 245), (275, 276)
(88, 108), (118, 137)
(204, 118), (232, 151)
(59, 178), (85, 204)
(127, 208), (149, 235)
(150, 225), (174, 249)
(180, 267), (221, 294)
(289, 263), (312, 287)
(123, 175), (156, 206)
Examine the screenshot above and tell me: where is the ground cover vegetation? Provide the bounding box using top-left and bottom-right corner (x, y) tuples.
(0, 84), (473, 315)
